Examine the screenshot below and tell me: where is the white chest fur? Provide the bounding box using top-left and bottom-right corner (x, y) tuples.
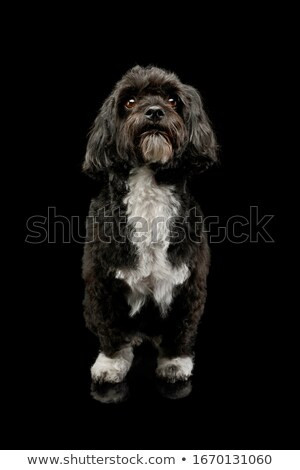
(116, 166), (189, 316)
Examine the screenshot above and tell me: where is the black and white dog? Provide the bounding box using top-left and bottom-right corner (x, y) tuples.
(82, 65), (217, 384)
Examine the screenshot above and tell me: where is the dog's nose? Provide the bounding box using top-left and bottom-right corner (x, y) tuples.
(145, 106), (165, 121)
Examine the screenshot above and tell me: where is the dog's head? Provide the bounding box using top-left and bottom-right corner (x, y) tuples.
(83, 65), (217, 176)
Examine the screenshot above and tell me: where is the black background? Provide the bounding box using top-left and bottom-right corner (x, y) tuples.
(8, 8), (296, 450)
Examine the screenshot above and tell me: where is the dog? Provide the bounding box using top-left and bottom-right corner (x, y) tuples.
(82, 65), (217, 384)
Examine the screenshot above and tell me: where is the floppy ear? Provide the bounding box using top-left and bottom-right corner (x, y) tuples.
(183, 85), (218, 169)
(82, 96), (116, 178)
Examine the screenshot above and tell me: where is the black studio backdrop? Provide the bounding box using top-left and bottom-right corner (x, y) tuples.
(11, 11), (295, 450)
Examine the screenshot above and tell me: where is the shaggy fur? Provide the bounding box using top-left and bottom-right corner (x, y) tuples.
(82, 65), (217, 383)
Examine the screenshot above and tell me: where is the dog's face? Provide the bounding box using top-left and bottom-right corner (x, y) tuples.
(83, 66), (217, 175)
(116, 75), (188, 165)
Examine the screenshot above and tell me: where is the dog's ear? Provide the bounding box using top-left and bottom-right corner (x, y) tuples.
(83, 96), (116, 178)
(183, 85), (218, 169)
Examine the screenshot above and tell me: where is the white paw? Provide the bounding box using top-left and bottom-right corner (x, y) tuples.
(91, 348), (134, 383)
(156, 356), (193, 383)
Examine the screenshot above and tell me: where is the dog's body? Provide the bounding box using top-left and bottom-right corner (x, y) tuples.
(82, 66), (217, 383)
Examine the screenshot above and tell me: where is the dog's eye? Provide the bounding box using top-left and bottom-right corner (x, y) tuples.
(167, 97), (177, 108)
(125, 98), (136, 109)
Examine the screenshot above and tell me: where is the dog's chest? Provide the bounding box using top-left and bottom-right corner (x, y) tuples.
(116, 166), (189, 316)
(124, 166), (179, 245)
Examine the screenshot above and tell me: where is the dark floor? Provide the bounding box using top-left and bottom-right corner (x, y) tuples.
(7, 238), (297, 449)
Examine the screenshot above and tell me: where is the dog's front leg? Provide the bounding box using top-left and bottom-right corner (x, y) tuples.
(156, 267), (208, 383)
(83, 271), (133, 383)
(90, 347), (134, 384)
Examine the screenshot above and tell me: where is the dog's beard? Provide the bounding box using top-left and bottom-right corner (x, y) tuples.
(140, 131), (173, 163)
(117, 111), (187, 164)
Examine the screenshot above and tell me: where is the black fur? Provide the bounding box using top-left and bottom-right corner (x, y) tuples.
(82, 65), (217, 379)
